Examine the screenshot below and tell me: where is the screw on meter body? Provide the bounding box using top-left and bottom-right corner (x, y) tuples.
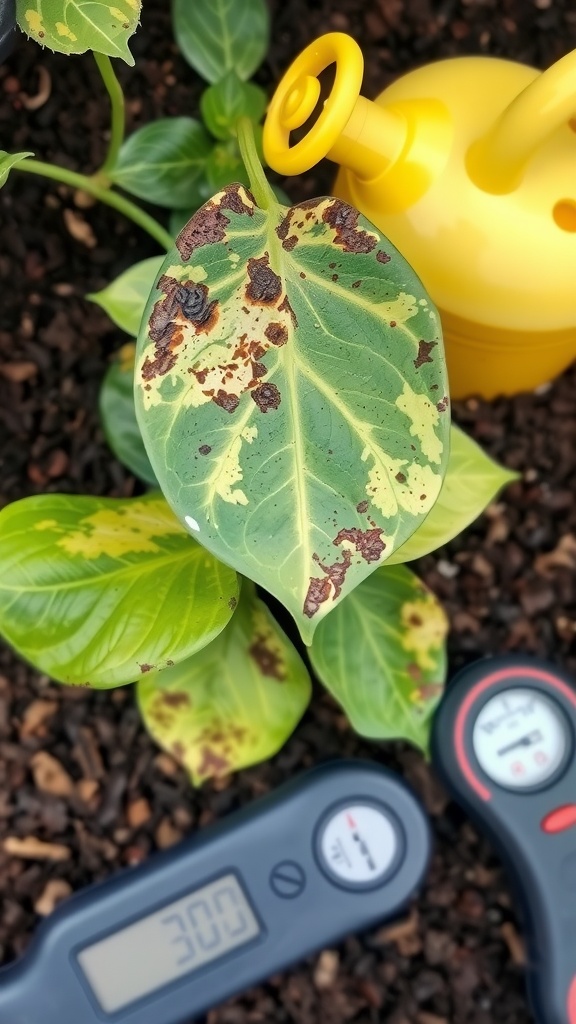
(432, 656), (576, 1024)
(0, 761), (430, 1024)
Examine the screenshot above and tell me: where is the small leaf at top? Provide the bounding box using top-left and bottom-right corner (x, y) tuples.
(387, 424), (518, 564)
(201, 72), (268, 141)
(309, 564), (448, 750)
(110, 119), (213, 209)
(99, 343), (157, 485)
(138, 581), (311, 784)
(135, 186), (450, 644)
(0, 492), (239, 687)
(205, 141), (250, 194)
(172, 0), (269, 84)
(88, 256), (164, 338)
(0, 150), (33, 187)
(16, 0), (141, 63)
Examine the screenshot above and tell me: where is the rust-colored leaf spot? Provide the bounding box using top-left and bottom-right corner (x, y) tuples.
(175, 281), (219, 334)
(219, 183), (254, 217)
(252, 381), (281, 412)
(407, 662), (423, 681)
(176, 203), (230, 261)
(276, 213), (298, 252)
(352, 280), (362, 289)
(437, 396), (449, 412)
(414, 339), (437, 369)
(376, 250), (391, 263)
(213, 390), (240, 413)
(172, 741), (186, 760)
(390, 320), (397, 327)
(197, 746), (231, 779)
(139, 663), (153, 673)
(248, 636), (286, 681)
(303, 576), (331, 619)
(161, 692), (190, 708)
(264, 322), (288, 347)
(356, 500), (369, 513)
(395, 472), (406, 483)
(322, 199), (377, 254)
(278, 294), (298, 328)
(334, 527), (386, 563)
(245, 254), (282, 305)
(142, 276), (218, 382)
(199, 444), (212, 455)
(304, 549), (353, 618)
(331, 274), (339, 282)
(409, 613), (423, 626)
(418, 683), (443, 700)
(228, 596), (238, 610)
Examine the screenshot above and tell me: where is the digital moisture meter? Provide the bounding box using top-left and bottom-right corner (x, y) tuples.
(0, 760), (430, 1024)
(432, 656), (576, 1024)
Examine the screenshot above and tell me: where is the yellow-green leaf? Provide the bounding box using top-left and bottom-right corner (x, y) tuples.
(88, 257), (164, 338)
(0, 150), (33, 187)
(388, 425), (518, 564)
(309, 565), (448, 750)
(135, 185), (450, 645)
(138, 582), (311, 784)
(0, 492), (239, 687)
(16, 0), (141, 63)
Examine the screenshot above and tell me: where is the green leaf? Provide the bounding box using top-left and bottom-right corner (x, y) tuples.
(138, 581), (311, 784)
(172, 0), (269, 84)
(310, 565), (448, 750)
(388, 425), (518, 564)
(99, 343), (157, 485)
(16, 0), (141, 63)
(201, 72), (267, 141)
(135, 186), (449, 644)
(205, 142), (250, 193)
(0, 492), (239, 687)
(110, 119), (213, 209)
(88, 256), (164, 337)
(0, 151), (33, 187)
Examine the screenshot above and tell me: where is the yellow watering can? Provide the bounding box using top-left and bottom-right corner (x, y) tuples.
(263, 33), (576, 399)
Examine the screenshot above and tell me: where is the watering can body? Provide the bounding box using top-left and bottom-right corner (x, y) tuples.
(264, 36), (576, 399)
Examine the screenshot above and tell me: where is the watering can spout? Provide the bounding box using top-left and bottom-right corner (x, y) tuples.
(467, 48), (576, 194)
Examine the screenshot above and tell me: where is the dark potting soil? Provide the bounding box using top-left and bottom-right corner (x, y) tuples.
(1, 0), (576, 1021)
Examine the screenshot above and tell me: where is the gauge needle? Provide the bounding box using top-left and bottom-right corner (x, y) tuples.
(497, 730), (543, 757)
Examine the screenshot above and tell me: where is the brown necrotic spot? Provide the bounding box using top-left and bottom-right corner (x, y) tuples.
(143, 276), (217, 383)
(248, 637), (286, 681)
(303, 576), (331, 619)
(252, 381), (281, 412)
(352, 280), (362, 288)
(334, 527), (386, 563)
(322, 199), (377, 254)
(175, 281), (218, 333)
(199, 444), (212, 455)
(139, 663), (153, 673)
(395, 472), (406, 483)
(228, 596), (237, 610)
(407, 662), (423, 682)
(275, 215), (298, 252)
(377, 250), (391, 263)
(219, 183), (255, 216)
(176, 203), (230, 260)
(213, 390), (240, 413)
(265, 322), (288, 347)
(437, 396), (449, 412)
(304, 549), (353, 618)
(332, 274), (339, 282)
(197, 747), (231, 778)
(278, 294), (298, 327)
(161, 692), (190, 708)
(414, 339), (437, 369)
(245, 254), (282, 305)
(356, 500), (369, 513)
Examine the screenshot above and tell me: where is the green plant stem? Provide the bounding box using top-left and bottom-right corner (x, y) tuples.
(15, 159), (173, 251)
(236, 117), (275, 211)
(93, 52), (126, 174)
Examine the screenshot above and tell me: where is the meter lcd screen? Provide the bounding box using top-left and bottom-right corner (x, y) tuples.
(77, 874), (261, 1014)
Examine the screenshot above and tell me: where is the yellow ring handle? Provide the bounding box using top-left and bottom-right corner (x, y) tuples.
(263, 33), (364, 176)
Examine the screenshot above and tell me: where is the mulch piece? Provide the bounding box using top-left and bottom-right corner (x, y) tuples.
(1, 0), (575, 1020)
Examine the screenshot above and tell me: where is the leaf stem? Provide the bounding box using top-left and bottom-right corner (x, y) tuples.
(15, 159), (174, 251)
(93, 52), (126, 175)
(236, 117), (275, 211)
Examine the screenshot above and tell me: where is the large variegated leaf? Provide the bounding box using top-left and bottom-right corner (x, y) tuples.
(138, 581), (311, 784)
(16, 0), (141, 63)
(0, 493), (238, 687)
(309, 565), (448, 750)
(135, 184), (449, 643)
(388, 425), (518, 564)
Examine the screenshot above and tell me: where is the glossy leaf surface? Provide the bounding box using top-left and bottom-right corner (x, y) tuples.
(388, 425), (518, 564)
(310, 565), (448, 749)
(172, 0), (269, 83)
(0, 150), (33, 187)
(200, 72), (267, 140)
(99, 343), (157, 485)
(16, 0), (141, 62)
(88, 257), (164, 337)
(135, 185), (449, 643)
(0, 493), (238, 687)
(111, 119), (213, 209)
(138, 582), (311, 784)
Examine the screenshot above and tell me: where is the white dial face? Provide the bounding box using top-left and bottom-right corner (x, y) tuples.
(319, 803), (398, 885)
(472, 688), (569, 790)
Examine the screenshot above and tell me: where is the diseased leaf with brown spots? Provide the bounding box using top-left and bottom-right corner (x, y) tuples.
(309, 565), (448, 751)
(137, 581), (311, 784)
(135, 184), (449, 643)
